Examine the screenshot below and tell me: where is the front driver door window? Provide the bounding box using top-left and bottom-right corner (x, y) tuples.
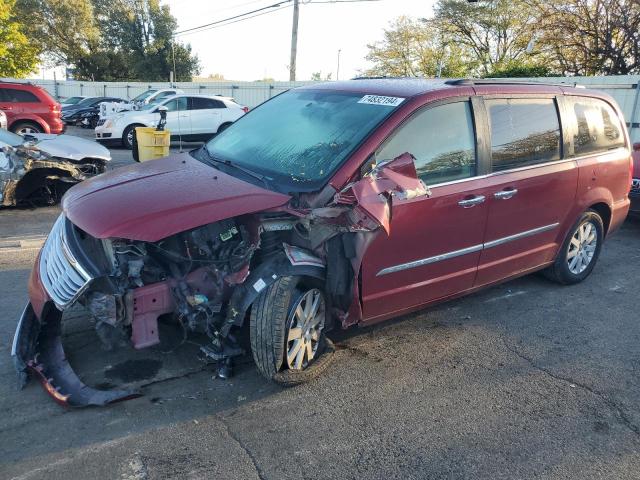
(162, 97), (190, 136)
(361, 100), (490, 321)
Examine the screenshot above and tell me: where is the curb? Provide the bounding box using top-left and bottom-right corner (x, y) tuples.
(0, 236), (46, 250)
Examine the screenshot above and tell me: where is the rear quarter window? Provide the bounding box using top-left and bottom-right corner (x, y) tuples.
(569, 97), (626, 156)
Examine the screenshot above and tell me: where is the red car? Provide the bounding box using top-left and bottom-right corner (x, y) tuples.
(0, 81), (63, 134)
(12, 79), (632, 406)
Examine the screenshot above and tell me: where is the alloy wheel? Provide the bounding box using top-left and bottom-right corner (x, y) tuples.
(17, 126), (39, 134)
(285, 288), (325, 370)
(567, 220), (598, 275)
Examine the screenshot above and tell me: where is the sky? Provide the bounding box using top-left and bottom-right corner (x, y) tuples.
(164, 0), (437, 81)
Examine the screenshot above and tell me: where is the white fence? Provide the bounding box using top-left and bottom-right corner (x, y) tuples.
(4, 75), (640, 141)
(1, 79), (314, 110)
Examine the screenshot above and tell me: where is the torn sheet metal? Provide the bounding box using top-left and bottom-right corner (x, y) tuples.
(333, 152), (430, 234)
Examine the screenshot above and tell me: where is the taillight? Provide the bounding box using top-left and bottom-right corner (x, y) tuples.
(242, 106), (249, 113)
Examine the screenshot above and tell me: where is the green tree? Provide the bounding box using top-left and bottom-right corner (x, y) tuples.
(14, 0), (200, 81)
(434, 0), (542, 76)
(0, 0), (40, 77)
(530, 0), (640, 75)
(364, 16), (470, 78)
(15, 0), (99, 68)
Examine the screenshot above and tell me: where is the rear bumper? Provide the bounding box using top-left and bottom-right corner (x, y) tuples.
(609, 197), (631, 234)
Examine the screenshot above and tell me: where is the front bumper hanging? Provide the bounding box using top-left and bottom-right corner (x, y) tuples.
(11, 303), (140, 407)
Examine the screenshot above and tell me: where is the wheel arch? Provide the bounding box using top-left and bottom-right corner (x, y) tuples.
(588, 202), (612, 236)
(10, 117), (48, 133)
(221, 252), (325, 337)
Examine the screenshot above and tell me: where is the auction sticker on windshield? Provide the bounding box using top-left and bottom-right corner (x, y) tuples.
(358, 95), (405, 107)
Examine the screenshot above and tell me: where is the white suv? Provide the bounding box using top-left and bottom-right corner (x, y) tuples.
(95, 94), (248, 149)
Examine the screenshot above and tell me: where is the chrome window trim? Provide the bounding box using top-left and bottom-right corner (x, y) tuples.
(376, 222), (560, 276)
(423, 157), (577, 190)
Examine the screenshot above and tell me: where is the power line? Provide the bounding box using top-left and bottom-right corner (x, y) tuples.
(174, 1), (292, 36)
(173, 0), (382, 37)
(174, 4), (293, 37)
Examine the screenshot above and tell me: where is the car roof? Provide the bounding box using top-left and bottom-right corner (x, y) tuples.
(296, 77), (605, 100)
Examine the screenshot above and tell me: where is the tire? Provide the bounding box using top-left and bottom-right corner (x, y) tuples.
(544, 210), (604, 285)
(122, 124), (142, 149)
(250, 276), (334, 386)
(11, 121), (43, 135)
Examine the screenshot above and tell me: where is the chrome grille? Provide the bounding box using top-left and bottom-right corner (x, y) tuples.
(96, 118), (106, 127)
(39, 215), (94, 309)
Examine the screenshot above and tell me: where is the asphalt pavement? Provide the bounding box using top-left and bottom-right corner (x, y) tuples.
(1, 128), (639, 479)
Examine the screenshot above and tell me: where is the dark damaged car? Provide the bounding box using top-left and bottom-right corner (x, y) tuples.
(12, 79), (631, 406)
(0, 129), (110, 206)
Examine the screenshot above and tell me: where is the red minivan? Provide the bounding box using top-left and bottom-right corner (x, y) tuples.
(0, 82), (63, 134)
(12, 79), (632, 406)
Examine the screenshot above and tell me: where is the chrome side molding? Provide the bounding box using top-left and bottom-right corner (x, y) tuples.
(376, 222), (560, 276)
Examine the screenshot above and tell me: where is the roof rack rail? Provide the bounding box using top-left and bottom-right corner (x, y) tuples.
(445, 78), (585, 88)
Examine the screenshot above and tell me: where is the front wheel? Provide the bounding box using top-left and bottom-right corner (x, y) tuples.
(544, 210), (604, 285)
(250, 276), (334, 386)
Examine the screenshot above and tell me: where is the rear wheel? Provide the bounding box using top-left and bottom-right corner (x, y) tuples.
(544, 210), (604, 285)
(11, 122), (43, 135)
(250, 276), (334, 386)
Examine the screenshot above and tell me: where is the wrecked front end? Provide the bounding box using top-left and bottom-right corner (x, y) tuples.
(12, 153), (428, 407)
(0, 143), (106, 207)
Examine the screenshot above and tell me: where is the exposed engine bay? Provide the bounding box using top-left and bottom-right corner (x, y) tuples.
(0, 134), (108, 206)
(12, 152), (429, 407)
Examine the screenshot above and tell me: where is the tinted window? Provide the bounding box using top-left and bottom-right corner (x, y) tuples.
(1, 88), (39, 103)
(488, 98), (561, 172)
(191, 97), (226, 110)
(163, 97), (188, 112)
(376, 101), (476, 185)
(570, 97), (625, 156)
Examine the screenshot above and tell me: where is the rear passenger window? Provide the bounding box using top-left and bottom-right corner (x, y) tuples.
(487, 99), (561, 172)
(191, 97), (226, 110)
(376, 101), (476, 185)
(570, 97), (625, 156)
(1, 88), (40, 103)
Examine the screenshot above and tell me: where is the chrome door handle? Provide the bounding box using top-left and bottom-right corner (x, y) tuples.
(458, 195), (486, 208)
(494, 189), (518, 200)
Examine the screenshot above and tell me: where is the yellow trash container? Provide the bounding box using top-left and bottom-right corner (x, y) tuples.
(134, 127), (171, 162)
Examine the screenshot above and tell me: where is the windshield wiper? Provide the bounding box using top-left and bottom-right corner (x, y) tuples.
(201, 148), (271, 188)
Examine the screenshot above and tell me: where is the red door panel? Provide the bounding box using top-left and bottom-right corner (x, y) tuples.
(475, 160), (578, 286)
(360, 178), (490, 321)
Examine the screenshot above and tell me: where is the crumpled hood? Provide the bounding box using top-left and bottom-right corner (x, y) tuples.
(31, 133), (111, 162)
(62, 153), (291, 241)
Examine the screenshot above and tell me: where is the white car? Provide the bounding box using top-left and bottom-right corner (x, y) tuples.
(95, 94), (247, 149)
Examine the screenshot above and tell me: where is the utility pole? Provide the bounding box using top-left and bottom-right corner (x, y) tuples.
(289, 0), (299, 81)
(336, 49), (342, 80)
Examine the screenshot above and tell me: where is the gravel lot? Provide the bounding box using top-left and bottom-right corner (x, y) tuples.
(1, 128), (639, 479)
